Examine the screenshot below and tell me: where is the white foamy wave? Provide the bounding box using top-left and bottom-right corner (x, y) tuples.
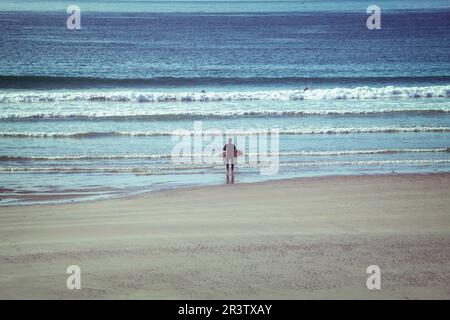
(1, 127), (449, 138)
(1, 148), (448, 162)
(1, 159), (449, 174)
(279, 159), (450, 167)
(2, 108), (450, 120)
(0, 165), (215, 174)
(278, 148), (450, 156)
(1, 85), (449, 103)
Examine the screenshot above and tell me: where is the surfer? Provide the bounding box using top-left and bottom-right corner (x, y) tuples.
(223, 138), (237, 174)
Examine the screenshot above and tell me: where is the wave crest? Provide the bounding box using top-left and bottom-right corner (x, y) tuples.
(0, 148), (448, 162)
(1, 85), (449, 104)
(1, 127), (449, 138)
(2, 109), (450, 121)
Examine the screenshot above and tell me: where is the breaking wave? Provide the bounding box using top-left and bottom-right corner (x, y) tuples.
(1, 85), (449, 104)
(1, 159), (449, 174)
(0, 148), (448, 162)
(2, 109), (450, 121)
(1, 126), (449, 138)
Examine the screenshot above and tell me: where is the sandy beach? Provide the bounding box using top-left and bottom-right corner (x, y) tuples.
(0, 173), (449, 299)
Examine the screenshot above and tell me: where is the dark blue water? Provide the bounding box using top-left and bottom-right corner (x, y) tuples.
(1, 10), (450, 81)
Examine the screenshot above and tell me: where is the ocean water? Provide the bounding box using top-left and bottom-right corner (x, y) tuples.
(1, 1), (450, 205)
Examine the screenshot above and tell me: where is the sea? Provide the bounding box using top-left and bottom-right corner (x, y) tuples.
(0, 0), (449, 205)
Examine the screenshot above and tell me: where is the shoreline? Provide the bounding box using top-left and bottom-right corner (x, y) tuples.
(1, 172), (449, 299)
(2, 171), (450, 208)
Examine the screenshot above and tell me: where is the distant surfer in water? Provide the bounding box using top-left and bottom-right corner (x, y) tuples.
(303, 86), (309, 91)
(223, 138), (237, 174)
(201, 90), (206, 93)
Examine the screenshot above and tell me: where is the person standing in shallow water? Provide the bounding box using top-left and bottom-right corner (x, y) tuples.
(223, 138), (237, 175)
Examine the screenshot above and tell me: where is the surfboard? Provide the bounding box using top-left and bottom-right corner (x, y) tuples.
(221, 150), (243, 158)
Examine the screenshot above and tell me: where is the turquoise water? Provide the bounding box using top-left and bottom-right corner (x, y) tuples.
(1, 0), (450, 13)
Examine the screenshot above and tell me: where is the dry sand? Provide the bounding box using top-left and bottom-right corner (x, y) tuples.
(0, 173), (449, 299)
